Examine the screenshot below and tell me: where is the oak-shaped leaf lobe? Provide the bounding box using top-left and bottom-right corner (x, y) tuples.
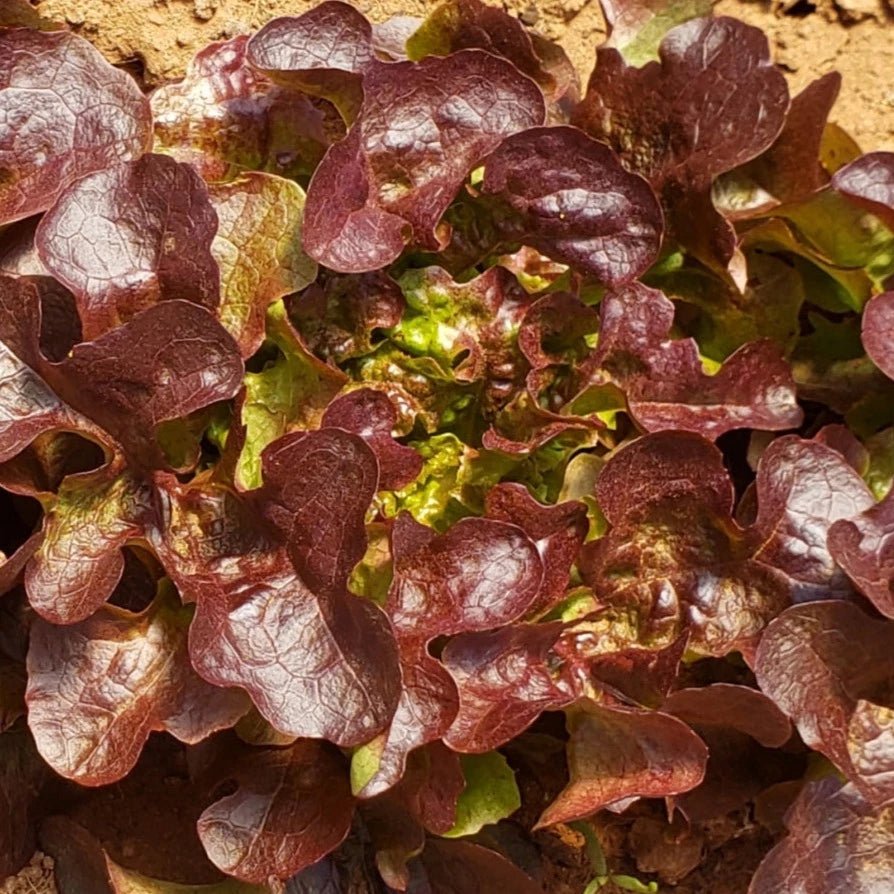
(0, 275), (90, 464)
(537, 701), (708, 827)
(720, 73), (841, 216)
(749, 436), (875, 601)
(828, 489), (894, 619)
(583, 283), (802, 439)
(442, 622), (574, 753)
(755, 600), (894, 806)
(161, 474), (402, 747)
(25, 589), (250, 786)
(484, 482), (587, 613)
(197, 740), (354, 884)
(580, 432), (791, 657)
(748, 778), (894, 894)
(862, 291), (894, 382)
(209, 173), (318, 357)
(151, 35), (342, 182)
(258, 428), (379, 595)
(246, 1), (376, 120)
(36, 154), (220, 340)
(832, 151), (894, 232)
(356, 513), (543, 796)
(405, 0), (579, 111)
(51, 300), (244, 470)
(25, 465), (153, 624)
(573, 17), (788, 270)
(480, 126), (663, 284)
(663, 683), (793, 822)
(321, 389), (422, 490)
(303, 50), (545, 272)
(0, 30), (151, 225)
(663, 684), (791, 749)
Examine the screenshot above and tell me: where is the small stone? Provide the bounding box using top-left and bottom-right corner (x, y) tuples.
(193, 0), (218, 21)
(834, 0), (884, 21)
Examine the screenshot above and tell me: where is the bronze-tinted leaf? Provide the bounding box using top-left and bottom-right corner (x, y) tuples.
(36, 154), (220, 339)
(755, 600), (894, 806)
(303, 51), (545, 272)
(151, 35), (341, 182)
(26, 589), (249, 785)
(0, 30), (151, 225)
(537, 702), (708, 827)
(198, 741), (354, 883)
(480, 126), (663, 284)
(749, 436), (874, 601)
(828, 490), (894, 619)
(749, 778), (894, 894)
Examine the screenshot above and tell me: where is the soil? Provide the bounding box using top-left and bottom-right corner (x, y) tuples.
(3, 1), (893, 892)
(31, 0), (894, 151)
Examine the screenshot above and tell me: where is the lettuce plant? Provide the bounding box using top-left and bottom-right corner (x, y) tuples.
(1, 0), (894, 890)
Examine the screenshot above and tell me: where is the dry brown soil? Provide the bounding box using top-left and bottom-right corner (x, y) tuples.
(3, 0), (894, 892)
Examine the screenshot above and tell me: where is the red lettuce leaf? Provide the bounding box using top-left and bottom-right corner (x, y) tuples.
(0, 30), (151, 225)
(828, 490), (894, 619)
(749, 436), (875, 601)
(321, 389), (422, 490)
(50, 300), (243, 470)
(442, 622), (574, 753)
(719, 73), (841, 216)
(748, 778), (894, 894)
(25, 466), (153, 624)
(355, 512), (543, 796)
(862, 290), (894, 381)
(572, 17), (788, 272)
(484, 482), (587, 614)
(755, 600), (894, 806)
(361, 742), (465, 888)
(208, 172), (318, 358)
(832, 151), (894, 232)
(0, 275), (93, 463)
(151, 35), (342, 182)
(585, 633), (689, 709)
(663, 683), (791, 749)
(35, 154), (220, 340)
(26, 588), (249, 785)
(581, 283), (802, 439)
(162, 476), (402, 747)
(303, 50), (545, 272)
(537, 701), (708, 827)
(663, 683), (793, 822)
(480, 126), (663, 284)
(411, 839), (542, 893)
(246, 1), (376, 120)
(258, 428), (379, 595)
(580, 432), (791, 657)
(197, 740), (354, 884)
(405, 0), (579, 112)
